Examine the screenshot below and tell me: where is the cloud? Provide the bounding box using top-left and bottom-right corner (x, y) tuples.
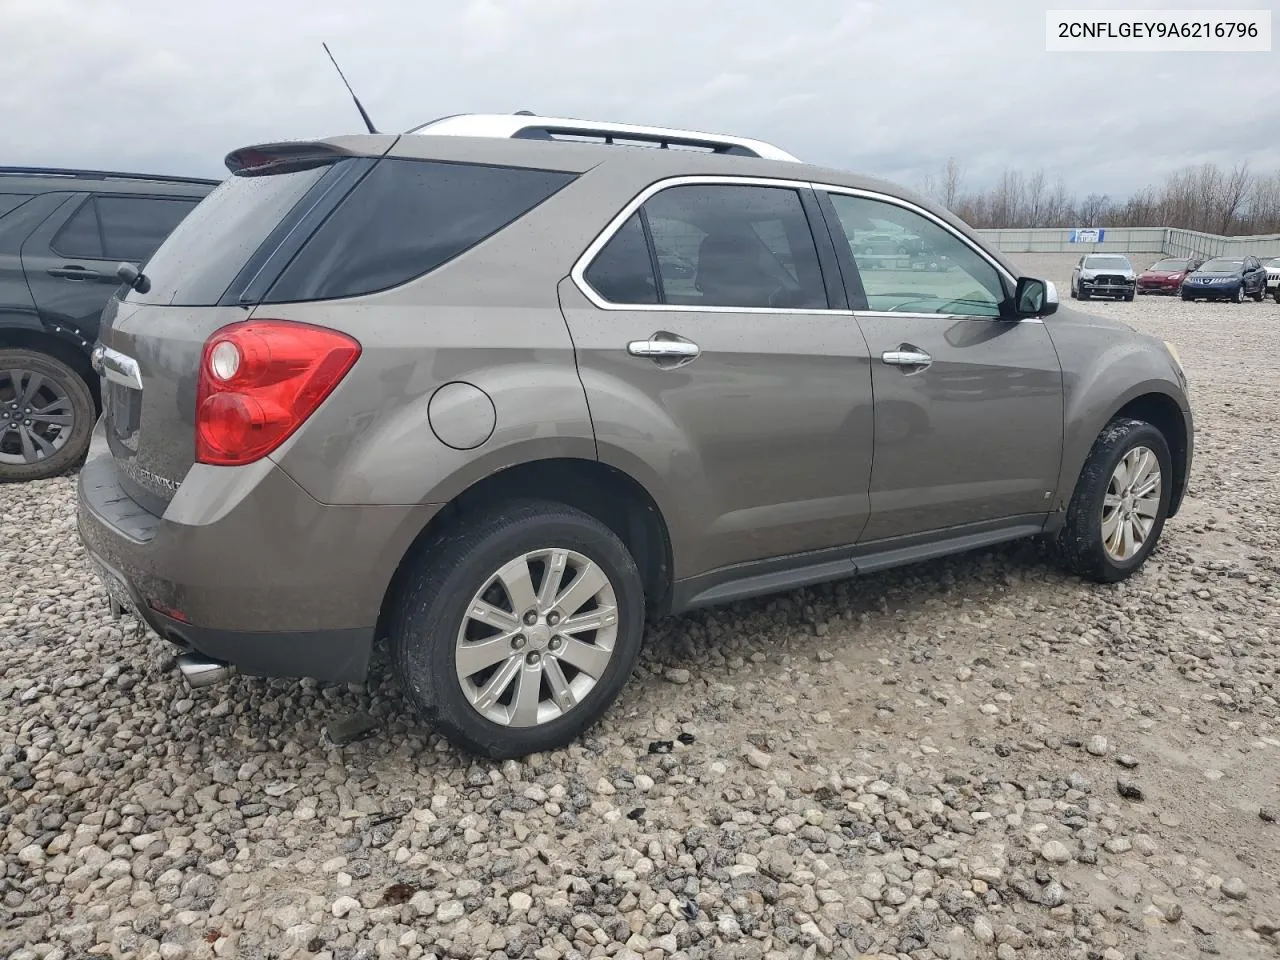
(1, 0), (1276, 198)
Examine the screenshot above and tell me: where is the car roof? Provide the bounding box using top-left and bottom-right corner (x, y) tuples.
(0, 166), (220, 197)
(227, 128), (1026, 280)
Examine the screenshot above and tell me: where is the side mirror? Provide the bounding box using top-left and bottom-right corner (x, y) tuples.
(116, 261), (150, 294)
(1013, 276), (1057, 318)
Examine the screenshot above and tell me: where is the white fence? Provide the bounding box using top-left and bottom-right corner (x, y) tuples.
(976, 226), (1280, 259)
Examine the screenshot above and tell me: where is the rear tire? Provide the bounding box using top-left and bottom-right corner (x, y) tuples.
(1252, 282), (1265, 302)
(1056, 418), (1172, 584)
(388, 499), (647, 759)
(0, 349), (95, 483)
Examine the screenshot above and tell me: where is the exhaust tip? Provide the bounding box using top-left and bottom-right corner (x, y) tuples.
(176, 653), (237, 689)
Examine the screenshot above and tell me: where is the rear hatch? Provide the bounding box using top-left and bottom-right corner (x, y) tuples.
(97, 143), (383, 513)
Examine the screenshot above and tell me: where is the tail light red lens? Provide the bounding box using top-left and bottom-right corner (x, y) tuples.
(195, 320), (360, 466)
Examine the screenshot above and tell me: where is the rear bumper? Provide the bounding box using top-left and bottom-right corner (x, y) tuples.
(76, 419), (438, 682)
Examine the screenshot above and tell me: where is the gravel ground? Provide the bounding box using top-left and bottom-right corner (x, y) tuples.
(2, 251), (1278, 960)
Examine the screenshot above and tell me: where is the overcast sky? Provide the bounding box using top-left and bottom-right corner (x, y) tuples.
(2, 0), (1277, 200)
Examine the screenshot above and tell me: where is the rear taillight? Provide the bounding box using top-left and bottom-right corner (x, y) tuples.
(195, 320), (360, 467)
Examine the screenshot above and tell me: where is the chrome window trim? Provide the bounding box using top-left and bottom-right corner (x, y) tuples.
(856, 310), (1044, 325)
(570, 174), (1026, 317)
(569, 175), (853, 315)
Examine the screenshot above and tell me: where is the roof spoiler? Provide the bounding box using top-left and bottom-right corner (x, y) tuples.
(224, 141), (361, 177)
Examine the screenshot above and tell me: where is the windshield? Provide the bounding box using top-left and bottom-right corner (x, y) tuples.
(1084, 256), (1130, 269)
(1268, 258), (1280, 268)
(1149, 259), (1188, 271)
(1199, 258), (1242, 273)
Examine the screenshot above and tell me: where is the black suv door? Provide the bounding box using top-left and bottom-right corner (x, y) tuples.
(20, 193), (199, 343)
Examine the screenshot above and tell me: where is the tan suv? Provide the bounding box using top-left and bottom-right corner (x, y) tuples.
(77, 114), (1192, 758)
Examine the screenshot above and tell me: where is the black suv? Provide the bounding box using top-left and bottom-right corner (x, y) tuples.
(0, 167), (217, 481)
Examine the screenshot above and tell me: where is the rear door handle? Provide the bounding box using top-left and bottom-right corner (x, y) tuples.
(627, 335), (701, 368)
(881, 348), (933, 370)
(49, 265), (103, 281)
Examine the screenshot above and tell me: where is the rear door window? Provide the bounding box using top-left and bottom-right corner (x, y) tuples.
(96, 196), (199, 262)
(643, 184), (829, 309)
(580, 183), (829, 310)
(264, 158), (577, 303)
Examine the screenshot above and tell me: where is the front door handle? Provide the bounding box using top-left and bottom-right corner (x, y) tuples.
(49, 265), (103, 281)
(881, 347), (933, 370)
(627, 334), (701, 369)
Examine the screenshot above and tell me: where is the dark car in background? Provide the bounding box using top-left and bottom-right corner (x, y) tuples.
(1070, 253), (1137, 301)
(0, 167), (217, 481)
(1180, 255), (1268, 303)
(1137, 256), (1204, 296)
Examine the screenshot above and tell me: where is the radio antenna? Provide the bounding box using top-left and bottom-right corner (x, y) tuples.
(322, 42), (378, 134)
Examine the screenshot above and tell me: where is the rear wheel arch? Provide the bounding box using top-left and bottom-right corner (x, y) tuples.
(376, 457), (674, 640)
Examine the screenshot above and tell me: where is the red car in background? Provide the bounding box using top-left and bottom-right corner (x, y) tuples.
(1137, 256), (1205, 295)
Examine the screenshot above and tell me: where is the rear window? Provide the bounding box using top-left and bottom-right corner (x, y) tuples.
(127, 165), (328, 306)
(0, 194), (32, 219)
(262, 158), (576, 303)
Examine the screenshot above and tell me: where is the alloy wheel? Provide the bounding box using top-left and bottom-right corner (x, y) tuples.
(1101, 446), (1162, 562)
(455, 548), (619, 727)
(0, 369), (75, 466)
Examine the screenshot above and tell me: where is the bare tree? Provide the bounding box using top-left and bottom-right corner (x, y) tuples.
(1079, 193), (1111, 226)
(1216, 162), (1251, 233)
(942, 157), (963, 210)
(944, 161), (1280, 235)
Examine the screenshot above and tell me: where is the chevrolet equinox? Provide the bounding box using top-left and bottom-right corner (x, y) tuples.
(77, 114), (1193, 758)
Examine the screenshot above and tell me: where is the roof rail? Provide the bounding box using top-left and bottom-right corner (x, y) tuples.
(0, 166), (221, 186)
(405, 113), (800, 162)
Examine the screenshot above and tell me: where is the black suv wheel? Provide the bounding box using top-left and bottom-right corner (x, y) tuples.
(0, 349), (95, 481)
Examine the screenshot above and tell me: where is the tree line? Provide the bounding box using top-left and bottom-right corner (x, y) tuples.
(921, 159), (1280, 236)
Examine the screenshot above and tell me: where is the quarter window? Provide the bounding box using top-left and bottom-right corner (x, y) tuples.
(52, 199), (103, 259)
(264, 158), (577, 303)
(825, 193), (1006, 317)
(582, 183), (829, 310)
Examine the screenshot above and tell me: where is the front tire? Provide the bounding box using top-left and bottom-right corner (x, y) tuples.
(1056, 418), (1172, 583)
(389, 499), (646, 759)
(1252, 282), (1265, 302)
(0, 349), (95, 483)
(1234, 284), (1246, 303)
